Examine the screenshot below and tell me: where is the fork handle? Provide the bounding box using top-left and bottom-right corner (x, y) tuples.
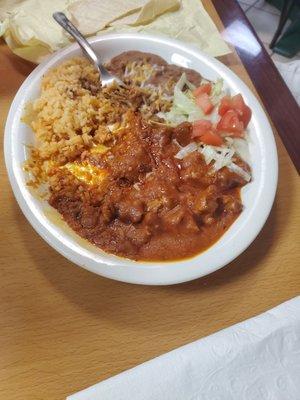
(53, 12), (101, 73)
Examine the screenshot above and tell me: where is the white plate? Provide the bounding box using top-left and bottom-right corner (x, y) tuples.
(4, 33), (278, 285)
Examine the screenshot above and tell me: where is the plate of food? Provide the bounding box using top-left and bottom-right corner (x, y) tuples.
(4, 33), (278, 285)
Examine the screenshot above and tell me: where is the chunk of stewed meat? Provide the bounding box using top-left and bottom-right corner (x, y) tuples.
(216, 168), (246, 190)
(172, 122), (193, 146)
(161, 205), (185, 230)
(192, 192), (219, 216)
(221, 194), (243, 214)
(125, 224), (151, 247)
(104, 129), (152, 182)
(79, 205), (99, 228)
(116, 199), (145, 224)
(180, 152), (212, 186)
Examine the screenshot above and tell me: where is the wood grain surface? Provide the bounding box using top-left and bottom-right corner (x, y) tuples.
(0, 2), (299, 399)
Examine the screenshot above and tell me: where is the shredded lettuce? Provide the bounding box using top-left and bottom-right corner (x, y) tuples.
(160, 75), (225, 125)
(200, 145), (234, 170)
(159, 73), (202, 125)
(157, 107), (187, 125)
(173, 87), (200, 115)
(211, 78), (223, 97)
(175, 72), (196, 91)
(165, 75), (251, 179)
(174, 142), (250, 181)
(175, 142), (234, 171)
(226, 137), (250, 164)
(175, 142), (198, 159)
(228, 163), (251, 182)
(211, 78), (224, 105)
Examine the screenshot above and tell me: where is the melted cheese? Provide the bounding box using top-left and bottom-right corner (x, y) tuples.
(64, 161), (108, 185)
(90, 144), (110, 154)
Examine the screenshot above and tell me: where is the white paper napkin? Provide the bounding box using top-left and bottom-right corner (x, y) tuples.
(67, 297), (300, 400)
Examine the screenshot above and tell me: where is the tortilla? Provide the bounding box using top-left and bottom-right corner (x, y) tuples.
(0, 0), (230, 63)
(68, 0), (147, 35)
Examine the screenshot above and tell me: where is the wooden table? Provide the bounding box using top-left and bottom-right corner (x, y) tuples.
(0, 1), (299, 399)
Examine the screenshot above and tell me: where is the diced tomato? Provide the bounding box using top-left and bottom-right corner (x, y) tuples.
(218, 94), (252, 128)
(218, 95), (232, 116)
(200, 131), (224, 146)
(231, 94), (252, 127)
(195, 93), (214, 114)
(193, 83), (212, 97)
(192, 120), (223, 145)
(192, 120), (213, 138)
(216, 109), (244, 136)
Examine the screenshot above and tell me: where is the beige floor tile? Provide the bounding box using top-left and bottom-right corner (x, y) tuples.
(254, 0), (281, 15)
(237, 0), (258, 5)
(272, 52), (300, 63)
(246, 7), (281, 43)
(239, 2), (251, 11)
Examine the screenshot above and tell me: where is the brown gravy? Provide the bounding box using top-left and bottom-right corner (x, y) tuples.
(50, 115), (246, 261)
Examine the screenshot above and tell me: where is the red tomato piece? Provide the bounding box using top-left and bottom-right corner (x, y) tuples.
(192, 120), (223, 146)
(192, 120), (213, 138)
(193, 83), (212, 97)
(219, 94), (252, 128)
(195, 93), (214, 114)
(231, 94), (252, 127)
(216, 109), (244, 136)
(200, 131), (224, 146)
(218, 95), (232, 116)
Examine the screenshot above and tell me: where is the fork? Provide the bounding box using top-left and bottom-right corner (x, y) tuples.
(53, 12), (124, 87)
